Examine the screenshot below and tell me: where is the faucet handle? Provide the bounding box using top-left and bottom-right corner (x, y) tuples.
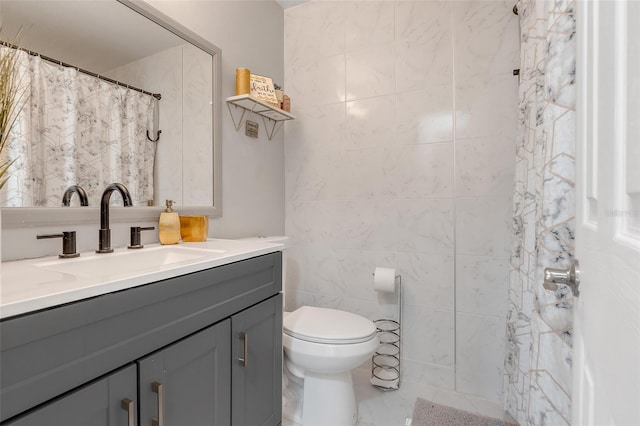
(37, 231), (80, 258)
(128, 226), (155, 249)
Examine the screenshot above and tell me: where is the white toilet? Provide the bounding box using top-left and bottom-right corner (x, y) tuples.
(282, 306), (379, 426)
(239, 236), (379, 426)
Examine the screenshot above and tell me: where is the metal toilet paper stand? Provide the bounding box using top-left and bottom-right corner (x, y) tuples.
(370, 274), (402, 391)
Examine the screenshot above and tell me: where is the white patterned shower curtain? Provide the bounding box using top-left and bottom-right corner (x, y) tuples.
(503, 0), (576, 425)
(0, 47), (156, 207)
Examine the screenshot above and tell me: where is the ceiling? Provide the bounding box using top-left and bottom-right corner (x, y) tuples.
(275, 0), (309, 9)
(1, 1), (186, 73)
(0, 0), (307, 74)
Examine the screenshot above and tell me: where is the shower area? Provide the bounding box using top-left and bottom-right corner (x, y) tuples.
(283, 0), (575, 424)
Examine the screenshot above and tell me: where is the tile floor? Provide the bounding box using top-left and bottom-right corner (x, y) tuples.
(283, 367), (506, 426)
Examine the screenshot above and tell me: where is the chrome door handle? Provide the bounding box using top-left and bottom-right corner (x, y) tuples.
(544, 259), (580, 297)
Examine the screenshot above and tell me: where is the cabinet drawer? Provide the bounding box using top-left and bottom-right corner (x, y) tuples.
(0, 252), (281, 422)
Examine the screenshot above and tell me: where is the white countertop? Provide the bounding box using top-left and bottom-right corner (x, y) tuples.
(0, 239), (283, 320)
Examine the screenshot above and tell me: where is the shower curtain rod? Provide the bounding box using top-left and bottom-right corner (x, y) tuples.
(1, 41), (162, 100)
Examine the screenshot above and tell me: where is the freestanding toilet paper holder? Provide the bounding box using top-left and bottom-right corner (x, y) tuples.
(370, 273), (402, 391)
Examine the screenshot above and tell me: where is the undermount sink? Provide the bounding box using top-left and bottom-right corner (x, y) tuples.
(36, 246), (224, 278)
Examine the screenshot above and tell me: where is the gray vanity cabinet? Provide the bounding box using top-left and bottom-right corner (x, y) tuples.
(231, 295), (283, 426)
(1, 252), (283, 426)
(4, 365), (137, 426)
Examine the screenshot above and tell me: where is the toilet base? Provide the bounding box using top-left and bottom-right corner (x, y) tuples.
(283, 364), (304, 424)
(283, 365), (358, 426)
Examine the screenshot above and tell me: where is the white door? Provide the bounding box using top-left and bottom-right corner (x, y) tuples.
(573, 0), (640, 424)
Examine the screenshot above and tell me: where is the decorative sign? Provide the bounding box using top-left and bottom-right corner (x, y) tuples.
(245, 120), (259, 138)
(250, 74), (279, 106)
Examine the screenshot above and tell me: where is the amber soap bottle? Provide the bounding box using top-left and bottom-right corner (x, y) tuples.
(159, 199), (180, 245)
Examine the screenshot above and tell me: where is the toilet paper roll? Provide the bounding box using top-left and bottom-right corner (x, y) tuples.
(374, 267), (396, 293)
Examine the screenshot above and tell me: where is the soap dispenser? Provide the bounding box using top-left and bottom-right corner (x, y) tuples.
(159, 199), (180, 245)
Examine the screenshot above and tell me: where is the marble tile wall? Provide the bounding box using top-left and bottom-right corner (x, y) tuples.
(503, 0), (576, 424)
(284, 0), (518, 408)
(454, 0), (519, 404)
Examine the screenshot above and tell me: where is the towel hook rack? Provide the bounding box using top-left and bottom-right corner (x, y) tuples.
(146, 130), (161, 142)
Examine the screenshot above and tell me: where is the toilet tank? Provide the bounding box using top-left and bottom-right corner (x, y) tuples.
(237, 236), (289, 301)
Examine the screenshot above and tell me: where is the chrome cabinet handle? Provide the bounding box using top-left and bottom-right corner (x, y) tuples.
(121, 398), (135, 426)
(151, 382), (163, 426)
(238, 332), (248, 367)
(544, 259), (580, 297)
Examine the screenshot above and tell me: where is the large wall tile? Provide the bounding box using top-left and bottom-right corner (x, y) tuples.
(345, 1), (395, 52)
(392, 143), (454, 199)
(297, 290), (398, 323)
(456, 313), (507, 402)
(362, 200), (401, 251)
(396, 88), (453, 144)
(456, 255), (510, 317)
(456, 196), (513, 256)
(395, 37), (452, 94)
(285, 0), (346, 59)
(455, 136), (516, 197)
(395, 1), (452, 46)
(395, 1), (453, 93)
(286, 103), (345, 153)
(397, 198), (454, 254)
(453, 0), (519, 83)
(285, 200), (325, 246)
(315, 200), (398, 251)
(402, 359), (455, 390)
(395, 251), (454, 310)
(285, 148), (332, 202)
(333, 248), (397, 302)
(455, 76), (519, 140)
(346, 43), (395, 101)
(343, 147), (397, 200)
(403, 305), (455, 367)
(287, 54), (346, 107)
(346, 96), (396, 150)
(317, 150), (356, 201)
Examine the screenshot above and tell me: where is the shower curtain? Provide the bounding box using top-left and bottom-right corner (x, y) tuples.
(0, 47), (156, 207)
(503, 0), (576, 425)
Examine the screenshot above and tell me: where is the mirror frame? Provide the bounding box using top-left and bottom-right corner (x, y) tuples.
(1, 0), (222, 228)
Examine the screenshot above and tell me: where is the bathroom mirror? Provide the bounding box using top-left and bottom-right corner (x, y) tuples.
(0, 0), (221, 218)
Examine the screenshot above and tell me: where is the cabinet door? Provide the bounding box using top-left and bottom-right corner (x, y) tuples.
(231, 294), (283, 426)
(138, 319), (231, 426)
(4, 365), (136, 426)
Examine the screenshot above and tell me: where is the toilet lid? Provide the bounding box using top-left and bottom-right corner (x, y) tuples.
(283, 306), (377, 344)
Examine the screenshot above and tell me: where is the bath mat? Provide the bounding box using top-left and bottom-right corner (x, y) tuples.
(411, 397), (518, 426)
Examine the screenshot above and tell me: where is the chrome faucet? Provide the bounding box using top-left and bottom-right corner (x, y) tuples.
(97, 183), (133, 253)
(62, 185), (89, 206)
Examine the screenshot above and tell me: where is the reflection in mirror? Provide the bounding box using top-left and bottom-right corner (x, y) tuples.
(0, 0), (220, 210)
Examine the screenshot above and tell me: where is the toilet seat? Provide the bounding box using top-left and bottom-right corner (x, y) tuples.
(284, 306), (377, 344)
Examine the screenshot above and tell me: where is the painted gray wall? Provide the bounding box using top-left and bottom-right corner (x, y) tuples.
(146, 0), (286, 239)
